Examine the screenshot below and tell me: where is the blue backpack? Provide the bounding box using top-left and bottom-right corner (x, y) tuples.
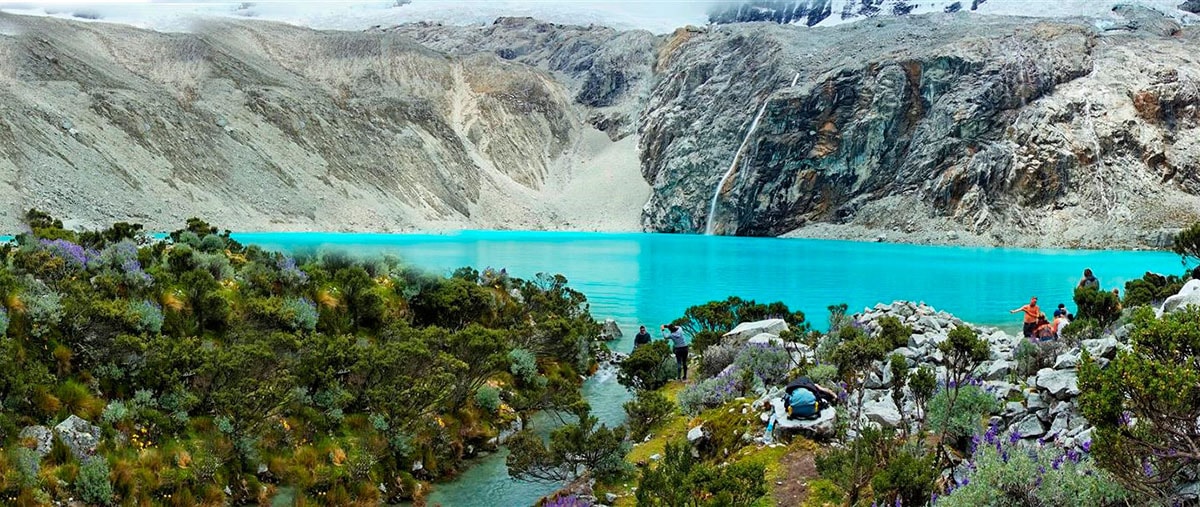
(787, 388), (819, 419)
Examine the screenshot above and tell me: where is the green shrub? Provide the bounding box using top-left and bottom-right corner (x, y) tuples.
(1172, 222), (1200, 264)
(623, 389), (674, 441)
(1074, 287), (1121, 328)
(1123, 271), (1185, 308)
(939, 427), (1129, 507)
(0, 307), (7, 337)
(618, 341), (676, 391)
(282, 297), (318, 332)
(508, 348), (538, 384)
(677, 374), (742, 416)
(101, 400), (129, 425)
(1013, 339), (1056, 377)
(129, 300), (163, 334)
(697, 342), (739, 380)
(732, 342), (791, 385)
(869, 444), (938, 507)
(474, 385), (500, 413)
(807, 363), (839, 386)
(876, 316), (913, 350)
(635, 440), (767, 506)
(76, 456), (114, 505)
(927, 385), (997, 445)
(690, 329), (723, 356)
(1060, 317), (1100, 345)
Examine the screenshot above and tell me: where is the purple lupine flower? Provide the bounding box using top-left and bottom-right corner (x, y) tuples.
(40, 238), (95, 267)
(1143, 460), (1154, 477)
(984, 422), (999, 445)
(930, 493), (938, 505)
(1066, 449), (1080, 463)
(960, 478), (969, 487)
(1009, 430), (1022, 444)
(895, 496), (902, 507)
(1038, 465), (1046, 475)
(1051, 455), (1064, 470)
(970, 434), (981, 454)
(1081, 440), (1092, 453)
(1120, 411), (1133, 426)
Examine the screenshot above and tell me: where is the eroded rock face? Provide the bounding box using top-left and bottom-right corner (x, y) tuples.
(640, 11), (1200, 247)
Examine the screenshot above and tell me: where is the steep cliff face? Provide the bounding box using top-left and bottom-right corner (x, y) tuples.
(642, 11), (1200, 247)
(0, 14), (649, 233)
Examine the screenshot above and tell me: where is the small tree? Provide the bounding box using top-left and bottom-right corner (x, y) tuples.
(1074, 287), (1121, 328)
(936, 326), (989, 456)
(909, 366), (936, 429)
(888, 353), (908, 435)
(1078, 307), (1200, 501)
(507, 405), (628, 483)
(635, 440), (767, 506)
(830, 325), (887, 427)
(617, 341), (676, 391)
(1171, 222), (1200, 264)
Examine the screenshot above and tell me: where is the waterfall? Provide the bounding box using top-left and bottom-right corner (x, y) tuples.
(704, 99), (771, 235)
(704, 72), (797, 236)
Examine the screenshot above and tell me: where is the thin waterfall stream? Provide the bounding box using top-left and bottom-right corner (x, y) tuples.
(704, 72), (800, 235)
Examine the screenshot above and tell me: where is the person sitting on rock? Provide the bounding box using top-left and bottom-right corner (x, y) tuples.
(1051, 313), (1071, 339)
(1053, 303), (1067, 318)
(1032, 314), (1056, 342)
(783, 377), (838, 420)
(1010, 296), (1040, 338)
(1078, 268), (1100, 290)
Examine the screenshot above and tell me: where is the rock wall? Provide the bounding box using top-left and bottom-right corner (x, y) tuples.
(642, 10), (1200, 247)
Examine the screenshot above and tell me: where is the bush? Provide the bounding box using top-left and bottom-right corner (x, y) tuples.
(623, 389), (674, 441)
(0, 307), (7, 337)
(1060, 317), (1100, 345)
(618, 341), (676, 391)
(732, 342), (791, 385)
(1013, 339), (1055, 378)
(1074, 287), (1121, 328)
(928, 385), (997, 445)
(876, 316), (912, 350)
(939, 424), (1130, 506)
(678, 374), (742, 416)
(282, 297), (318, 332)
(690, 329), (723, 356)
(474, 386), (501, 413)
(1123, 271), (1185, 308)
(508, 348), (538, 384)
(697, 343), (739, 380)
(635, 440), (766, 506)
(807, 363), (839, 386)
(101, 400), (129, 425)
(129, 300), (164, 334)
(76, 456), (114, 505)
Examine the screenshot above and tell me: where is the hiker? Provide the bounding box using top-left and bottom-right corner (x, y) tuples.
(633, 325), (652, 349)
(1053, 303), (1067, 318)
(1032, 314), (1056, 342)
(1112, 288), (1122, 312)
(1078, 268), (1100, 290)
(783, 377), (837, 420)
(1051, 312), (1071, 338)
(661, 324), (689, 380)
(1010, 296), (1041, 338)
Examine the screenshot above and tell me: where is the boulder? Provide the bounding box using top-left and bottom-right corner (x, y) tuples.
(53, 415), (101, 461)
(1035, 369), (1079, 400)
(984, 381), (1019, 401)
(1012, 414), (1047, 439)
(1053, 352), (1078, 370)
(687, 425), (706, 443)
(861, 397), (902, 428)
(747, 333), (785, 346)
(770, 398), (836, 437)
(599, 319), (622, 341)
(1026, 392), (1048, 411)
(1081, 337), (1120, 360)
(1003, 401), (1025, 418)
(725, 319), (788, 342)
(18, 426), (53, 457)
(1161, 288), (1200, 315)
(983, 360), (1014, 381)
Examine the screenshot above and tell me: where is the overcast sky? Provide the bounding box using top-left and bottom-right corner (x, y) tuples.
(0, 0), (716, 33)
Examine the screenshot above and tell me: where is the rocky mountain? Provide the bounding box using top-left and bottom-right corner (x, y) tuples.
(2, 7), (1199, 247)
(0, 13), (650, 234)
(644, 6), (1200, 248)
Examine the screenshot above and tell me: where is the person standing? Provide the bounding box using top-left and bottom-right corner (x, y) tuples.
(633, 325), (652, 349)
(662, 324), (690, 380)
(1010, 296), (1041, 338)
(1078, 269), (1099, 290)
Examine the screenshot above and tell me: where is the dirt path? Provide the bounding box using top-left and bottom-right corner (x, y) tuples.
(774, 445), (819, 506)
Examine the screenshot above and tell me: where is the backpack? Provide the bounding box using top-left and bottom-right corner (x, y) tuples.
(786, 387), (819, 419)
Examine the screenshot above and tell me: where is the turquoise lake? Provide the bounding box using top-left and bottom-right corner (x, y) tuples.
(229, 231), (1186, 507)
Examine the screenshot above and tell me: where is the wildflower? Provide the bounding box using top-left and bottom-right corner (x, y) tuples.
(1143, 459), (1154, 477)
(1009, 430), (1022, 444)
(1081, 440), (1092, 453)
(1120, 411), (1133, 426)
(1051, 455), (1064, 470)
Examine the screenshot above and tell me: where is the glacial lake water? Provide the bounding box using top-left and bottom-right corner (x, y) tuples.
(229, 231), (1186, 507)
